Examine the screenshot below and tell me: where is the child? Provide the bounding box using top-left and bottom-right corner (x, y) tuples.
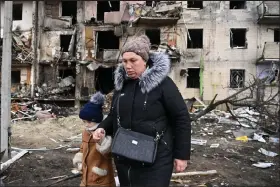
(73, 92), (116, 187)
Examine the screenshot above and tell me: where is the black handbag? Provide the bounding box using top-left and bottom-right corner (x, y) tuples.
(111, 93), (165, 164)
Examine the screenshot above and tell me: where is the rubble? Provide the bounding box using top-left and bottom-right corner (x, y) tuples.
(10, 101), (76, 123)
(269, 137), (279, 143)
(191, 139), (207, 146)
(35, 76), (76, 99)
(252, 162), (275, 169)
(11, 32), (33, 63)
(252, 133), (266, 143)
(258, 148), (278, 157)
(188, 96), (275, 132)
(0, 150), (28, 174)
(172, 170), (218, 177)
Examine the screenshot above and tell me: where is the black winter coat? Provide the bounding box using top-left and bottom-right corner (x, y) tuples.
(99, 52), (191, 187)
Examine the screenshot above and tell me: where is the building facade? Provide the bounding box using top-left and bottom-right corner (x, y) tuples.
(0, 1), (279, 109)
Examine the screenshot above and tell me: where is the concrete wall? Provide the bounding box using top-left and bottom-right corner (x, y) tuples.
(40, 30), (75, 62)
(84, 1), (145, 23)
(174, 1), (279, 102)
(0, 1), (33, 32)
(7, 1), (275, 104)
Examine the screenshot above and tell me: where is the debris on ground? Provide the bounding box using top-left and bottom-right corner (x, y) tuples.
(0, 150), (28, 173)
(258, 148), (278, 157)
(210, 144), (220, 148)
(191, 139), (207, 146)
(10, 101), (77, 123)
(172, 170), (218, 177)
(252, 162), (275, 169)
(253, 133), (266, 143)
(235, 136), (249, 142)
(269, 137), (279, 144)
(1, 92), (280, 187)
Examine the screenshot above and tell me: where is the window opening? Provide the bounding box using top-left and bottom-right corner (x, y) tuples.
(187, 68), (200, 88)
(274, 28), (280, 42)
(230, 1), (246, 9)
(13, 4), (23, 20)
(187, 29), (203, 48)
(95, 67), (115, 94)
(61, 1), (77, 24)
(12, 71), (21, 84)
(97, 1), (120, 21)
(230, 29), (247, 48)
(145, 29), (161, 49)
(60, 35), (72, 52)
(59, 69), (76, 79)
(187, 1), (203, 9)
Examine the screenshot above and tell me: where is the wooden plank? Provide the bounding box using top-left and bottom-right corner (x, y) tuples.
(85, 26), (94, 49)
(26, 66), (31, 84)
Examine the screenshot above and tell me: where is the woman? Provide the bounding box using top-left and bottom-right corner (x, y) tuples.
(92, 35), (191, 187)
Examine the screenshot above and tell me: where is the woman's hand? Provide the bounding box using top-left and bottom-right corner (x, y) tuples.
(92, 128), (106, 142)
(174, 159), (188, 172)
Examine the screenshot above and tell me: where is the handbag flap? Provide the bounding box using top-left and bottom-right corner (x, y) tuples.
(112, 128), (157, 164)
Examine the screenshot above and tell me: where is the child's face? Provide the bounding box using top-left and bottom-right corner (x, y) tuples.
(83, 120), (96, 128)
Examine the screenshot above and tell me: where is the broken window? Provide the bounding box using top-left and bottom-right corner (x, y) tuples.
(61, 1), (77, 24)
(13, 3), (23, 21)
(95, 67), (115, 94)
(12, 71), (21, 84)
(230, 29), (247, 48)
(274, 29), (280, 42)
(146, 1), (153, 6)
(186, 68), (200, 88)
(60, 35), (72, 52)
(59, 69), (75, 79)
(97, 1), (120, 21)
(97, 31), (119, 51)
(187, 29), (203, 49)
(230, 69), (245, 88)
(145, 29), (161, 49)
(145, 1), (160, 7)
(230, 1), (246, 9)
(187, 1), (203, 9)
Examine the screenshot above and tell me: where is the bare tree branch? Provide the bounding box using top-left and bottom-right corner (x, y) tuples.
(190, 75), (279, 132)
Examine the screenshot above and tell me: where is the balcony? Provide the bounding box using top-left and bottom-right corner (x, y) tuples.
(257, 1), (280, 24)
(257, 42), (280, 63)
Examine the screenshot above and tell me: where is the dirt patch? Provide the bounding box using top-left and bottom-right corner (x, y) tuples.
(11, 116), (84, 149)
(1, 115), (280, 187)
(2, 150), (80, 186)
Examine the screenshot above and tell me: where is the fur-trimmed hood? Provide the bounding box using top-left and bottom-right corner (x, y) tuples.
(114, 52), (171, 94)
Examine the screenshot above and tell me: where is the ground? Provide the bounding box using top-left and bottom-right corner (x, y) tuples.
(1, 115), (279, 187)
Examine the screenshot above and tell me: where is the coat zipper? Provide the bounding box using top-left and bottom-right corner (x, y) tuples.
(127, 81), (137, 187)
(130, 82), (137, 130)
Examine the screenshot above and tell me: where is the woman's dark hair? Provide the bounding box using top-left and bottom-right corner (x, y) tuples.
(146, 57), (154, 68)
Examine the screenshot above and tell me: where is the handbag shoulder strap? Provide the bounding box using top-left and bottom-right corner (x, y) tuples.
(116, 92), (121, 128)
(116, 91), (167, 141)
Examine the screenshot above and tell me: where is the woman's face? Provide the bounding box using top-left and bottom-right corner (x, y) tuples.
(122, 52), (146, 79)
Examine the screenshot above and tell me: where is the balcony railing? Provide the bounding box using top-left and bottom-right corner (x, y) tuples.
(257, 1), (280, 24)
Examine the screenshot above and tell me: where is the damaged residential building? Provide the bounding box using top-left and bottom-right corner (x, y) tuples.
(0, 1), (279, 109)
